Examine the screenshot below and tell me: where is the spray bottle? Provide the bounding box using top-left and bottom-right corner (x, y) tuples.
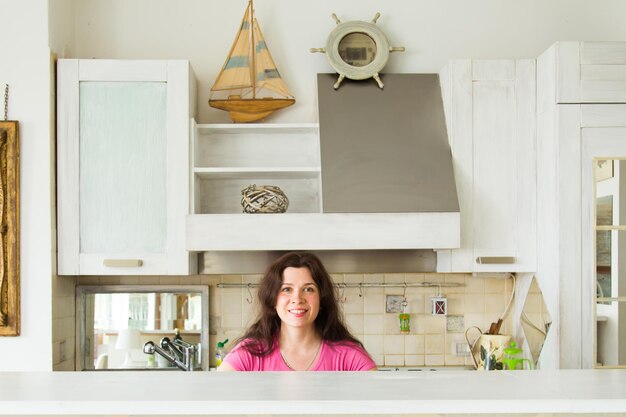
(215, 339), (229, 367)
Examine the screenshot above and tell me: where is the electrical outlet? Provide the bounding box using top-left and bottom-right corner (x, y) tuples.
(453, 341), (470, 357)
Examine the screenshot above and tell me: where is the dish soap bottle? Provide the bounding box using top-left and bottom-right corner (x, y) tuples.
(215, 339), (229, 367)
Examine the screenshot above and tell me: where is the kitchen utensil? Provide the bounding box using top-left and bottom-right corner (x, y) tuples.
(465, 326), (511, 370)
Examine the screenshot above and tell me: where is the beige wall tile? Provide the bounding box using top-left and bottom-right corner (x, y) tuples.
(425, 334), (445, 354)
(138, 276), (160, 285)
(425, 354), (444, 366)
(404, 334), (424, 355)
(384, 314), (403, 335)
(159, 276), (181, 285)
(54, 359), (76, 371)
(444, 274), (465, 293)
(384, 273), (405, 284)
(405, 273), (425, 283)
(464, 313), (486, 332)
(404, 354), (425, 366)
(52, 317), (75, 342)
(364, 293), (384, 314)
(53, 295), (75, 319)
(485, 293), (505, 314)
(465, 277), (485, 293)
(222, 274), (243, 284)
(363, 335), (384, 355)
(423, 315), (446, 334)
(78, 276), (100, 285)
(412, 314), (426, 334)
(446, 293), (465, 315)
(444, 355), (466, 366)
(364, 314), (383, 334)
(341, 288), (364, 314)
(485, 278), (506, 293)
(465, 293), (485, 313)
(330, 273), (344, 284)
(201, 275), (220, 286)
(384, 354), (405, 366)
(118, 276), (140, 285)
(384, 335), (405, 355)
(424, 273), (444, 284)
(52, 341), (61, 365)
(364, 274), (384, 294)
(186, 275), (202, 285)
(405, 293), (424, 314)
(346, 314), (365, 335)
(344, 273), (363, 284)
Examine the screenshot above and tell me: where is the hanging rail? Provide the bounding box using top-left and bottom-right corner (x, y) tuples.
(217, 282), (463, 289)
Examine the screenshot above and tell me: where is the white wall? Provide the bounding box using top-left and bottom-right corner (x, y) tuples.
(0, 0), (54, 371)
(58, 0), (626, 124)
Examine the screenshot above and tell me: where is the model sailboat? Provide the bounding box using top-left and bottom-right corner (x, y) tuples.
(209, 0), (295, 123)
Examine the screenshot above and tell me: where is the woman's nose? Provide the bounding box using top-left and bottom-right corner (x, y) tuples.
(289, 291), (304, 302)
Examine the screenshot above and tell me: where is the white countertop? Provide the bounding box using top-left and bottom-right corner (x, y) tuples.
(1, 370), (625, 415)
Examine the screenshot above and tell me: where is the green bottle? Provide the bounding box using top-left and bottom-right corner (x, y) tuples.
(215, 339), (229, 367)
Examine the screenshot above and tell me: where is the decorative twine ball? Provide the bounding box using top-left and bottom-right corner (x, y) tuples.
(241, 184), (289, 214)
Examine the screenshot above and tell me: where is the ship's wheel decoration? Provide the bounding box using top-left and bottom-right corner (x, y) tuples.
(311, 12), (405, 89)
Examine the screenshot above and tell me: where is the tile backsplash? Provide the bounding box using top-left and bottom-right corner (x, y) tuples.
(76, 272), (516, 369)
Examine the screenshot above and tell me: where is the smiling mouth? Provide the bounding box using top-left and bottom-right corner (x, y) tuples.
(289, 309), (308, 315)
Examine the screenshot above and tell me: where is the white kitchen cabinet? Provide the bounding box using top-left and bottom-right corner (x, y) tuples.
(57, 59), (196, 275)
(537, 41), (626, 369)
(186, 123), (460, 251)
(437, 59), (537, 273)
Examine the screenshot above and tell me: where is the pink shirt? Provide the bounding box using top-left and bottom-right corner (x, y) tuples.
(223, 339), (377, 371)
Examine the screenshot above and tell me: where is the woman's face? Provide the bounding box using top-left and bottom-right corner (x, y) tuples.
(275, 266), (320, 330)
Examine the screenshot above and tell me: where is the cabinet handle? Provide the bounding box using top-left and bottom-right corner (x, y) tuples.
(475, 256), (516, 264)
(103, 259), (144, 268)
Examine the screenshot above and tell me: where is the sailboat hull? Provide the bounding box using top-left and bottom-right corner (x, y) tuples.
(209, 98), (295, 123)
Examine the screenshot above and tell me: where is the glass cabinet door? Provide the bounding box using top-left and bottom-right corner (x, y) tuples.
(57, 59), (193, 275)
(595, 159), (626, 367)
(79, 81), (167, 254)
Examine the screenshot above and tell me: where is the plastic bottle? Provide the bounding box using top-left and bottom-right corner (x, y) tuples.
(215, 339), (229, 367)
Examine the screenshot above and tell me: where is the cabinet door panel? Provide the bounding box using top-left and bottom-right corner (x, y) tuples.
(473, 81), (517, 258)
(79, 82), (167, 254)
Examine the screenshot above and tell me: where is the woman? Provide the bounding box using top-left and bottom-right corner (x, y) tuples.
(217, 252), (377, 371)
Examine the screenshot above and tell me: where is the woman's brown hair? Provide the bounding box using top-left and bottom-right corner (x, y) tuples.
(237, 251), (363, 356)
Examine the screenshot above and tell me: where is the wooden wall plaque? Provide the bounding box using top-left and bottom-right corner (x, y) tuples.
(0, 121), (20, 336)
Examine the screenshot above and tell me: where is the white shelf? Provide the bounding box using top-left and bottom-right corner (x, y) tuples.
(193, 167), (320, 180)
(195, 123), (318, 134)
(191, 121), (322, 215)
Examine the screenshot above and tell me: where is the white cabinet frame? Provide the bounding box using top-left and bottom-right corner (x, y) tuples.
(57, 59), (196, 275)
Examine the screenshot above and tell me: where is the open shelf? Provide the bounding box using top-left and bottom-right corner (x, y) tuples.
(191, 122), (321, 214)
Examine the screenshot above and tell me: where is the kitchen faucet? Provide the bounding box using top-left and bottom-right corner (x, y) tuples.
(143, 329), (198, 371)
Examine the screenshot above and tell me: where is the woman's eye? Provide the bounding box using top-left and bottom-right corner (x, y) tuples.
(281, 287), (291, 292)
(304, 287), (316, 293)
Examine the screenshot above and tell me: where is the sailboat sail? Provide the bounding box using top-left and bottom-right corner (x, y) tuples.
(209, 0), (295, 122)
(211, 7), (253, 92)
(254, 20), (293, 98)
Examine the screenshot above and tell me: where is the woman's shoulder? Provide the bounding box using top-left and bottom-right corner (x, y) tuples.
(318, 339), (376, 371)
(232, 338), (273, 354)
(324, 339), (367, 354)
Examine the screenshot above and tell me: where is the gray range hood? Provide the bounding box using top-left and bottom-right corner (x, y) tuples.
(317, 73), (459, 214)
(193, 74), (460, 274)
